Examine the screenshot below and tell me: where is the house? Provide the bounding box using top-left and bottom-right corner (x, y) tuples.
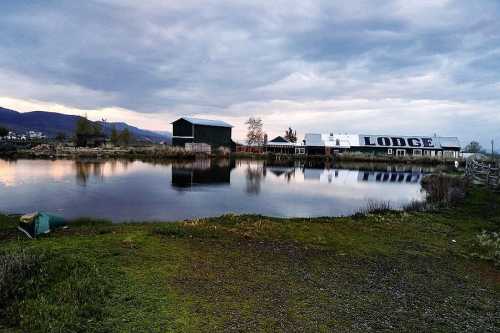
(171, 117), (233, 150)
(265, 136), (297, 154)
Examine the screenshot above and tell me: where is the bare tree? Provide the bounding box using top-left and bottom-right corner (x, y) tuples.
(246, 117), (264, 146)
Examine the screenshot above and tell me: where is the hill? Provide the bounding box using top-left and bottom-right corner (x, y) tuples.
(0, 107), (171, 143)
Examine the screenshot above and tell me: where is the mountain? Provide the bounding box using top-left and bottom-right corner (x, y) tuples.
(0, 107), (171, 143)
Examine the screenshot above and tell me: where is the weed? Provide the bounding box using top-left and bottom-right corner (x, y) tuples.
(470, 231), (500, 266)
(354, 200), (392, 216)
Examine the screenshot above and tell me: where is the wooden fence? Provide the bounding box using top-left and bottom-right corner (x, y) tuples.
(465, 159), (500, 191)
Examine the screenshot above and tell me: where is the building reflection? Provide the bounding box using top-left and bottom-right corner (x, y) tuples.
(171, 159), (235, 188)
(357, 171), (422, 183)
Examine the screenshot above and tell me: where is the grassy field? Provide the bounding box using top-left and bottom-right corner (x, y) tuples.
(0, 187), (499, 332)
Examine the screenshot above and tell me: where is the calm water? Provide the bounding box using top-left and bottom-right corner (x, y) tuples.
(0, 159), (429, 222)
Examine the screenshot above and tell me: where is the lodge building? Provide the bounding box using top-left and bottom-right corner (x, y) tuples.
(266, 133), (461, 158)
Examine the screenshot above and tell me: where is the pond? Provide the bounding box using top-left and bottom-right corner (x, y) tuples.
(0, 158), (430, 222)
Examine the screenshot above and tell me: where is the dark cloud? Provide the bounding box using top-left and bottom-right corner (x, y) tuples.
(1, 0), (500, 146)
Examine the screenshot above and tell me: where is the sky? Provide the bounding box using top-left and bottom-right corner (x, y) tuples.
(0, 0), (499, 147)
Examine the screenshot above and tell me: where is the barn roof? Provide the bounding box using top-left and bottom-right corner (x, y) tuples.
(173, 117), (233, 128)
(269, 136), (290, 143)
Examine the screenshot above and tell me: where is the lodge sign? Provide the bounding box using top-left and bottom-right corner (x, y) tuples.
(360, 135), (436, 149)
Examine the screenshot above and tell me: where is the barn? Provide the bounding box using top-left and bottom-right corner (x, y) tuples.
(171, 117), (233, 149)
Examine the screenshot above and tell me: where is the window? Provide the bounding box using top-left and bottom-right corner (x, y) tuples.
(443, 151), (455, 158)
(336, 139), (340, 146)
(413, 149), (422, 156)
(396, 149), (406, 156)
(295, 147), (305, 155)
(387, 149), (393, 155)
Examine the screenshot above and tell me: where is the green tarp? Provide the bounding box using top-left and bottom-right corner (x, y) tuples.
(18, 212), (66, 238)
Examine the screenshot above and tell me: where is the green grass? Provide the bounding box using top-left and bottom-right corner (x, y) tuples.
(0, 187), (499, 332)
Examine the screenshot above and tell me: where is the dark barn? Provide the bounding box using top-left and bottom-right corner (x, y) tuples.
(171, 117), (233, 149)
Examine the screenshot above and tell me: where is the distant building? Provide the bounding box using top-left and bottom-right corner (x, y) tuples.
(28, 131), (46, 139)
(263, 132), (461, 158)
(171, 117), (233, 149)
(302, 133), (461, 158)
(265, 136), (297, 154)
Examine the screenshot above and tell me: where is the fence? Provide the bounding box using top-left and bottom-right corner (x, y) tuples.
(465, 159), (500, 191)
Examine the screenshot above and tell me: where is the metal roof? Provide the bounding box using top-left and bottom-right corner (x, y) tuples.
(173, 117), (233, 128)
(437, 137), (461, 148)
(269, 136), (289, 143)
(304, 133), (324, 146)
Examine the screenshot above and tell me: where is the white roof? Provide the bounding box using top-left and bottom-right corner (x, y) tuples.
(304, 133), (359, 148)
(322, 133), (359, 148)
(437, 137), (461, 148)
(304, 133), (323, 146)
(175, 117), (233, 128)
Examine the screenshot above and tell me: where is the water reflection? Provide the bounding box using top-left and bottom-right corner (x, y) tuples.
(0, 158), (430, 221)
(171, 159), (235, 188)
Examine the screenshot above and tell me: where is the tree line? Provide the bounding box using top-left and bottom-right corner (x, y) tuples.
(74, 117), (133, 146)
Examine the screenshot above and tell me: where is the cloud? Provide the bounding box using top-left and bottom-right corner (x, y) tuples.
(0, 0), (499, 146)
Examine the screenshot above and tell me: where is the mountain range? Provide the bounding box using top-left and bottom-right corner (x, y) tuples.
(0, 107), (171, 143)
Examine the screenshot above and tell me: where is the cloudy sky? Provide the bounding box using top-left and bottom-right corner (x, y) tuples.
(1, 0), (499, 146)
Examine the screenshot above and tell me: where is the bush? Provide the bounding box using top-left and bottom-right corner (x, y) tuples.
(0, 248), (110, 332)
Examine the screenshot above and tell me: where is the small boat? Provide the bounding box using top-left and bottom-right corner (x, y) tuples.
(18, 212), (66, 239)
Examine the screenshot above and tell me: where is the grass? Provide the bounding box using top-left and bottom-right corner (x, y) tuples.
(0, 187), (499, 332)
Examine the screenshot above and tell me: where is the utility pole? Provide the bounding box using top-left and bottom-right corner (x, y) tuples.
(492, 139), (495, 162)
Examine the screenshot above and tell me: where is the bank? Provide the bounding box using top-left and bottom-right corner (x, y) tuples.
(1, 182), (499, 332)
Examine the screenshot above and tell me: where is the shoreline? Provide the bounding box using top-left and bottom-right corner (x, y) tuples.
(1, 185), (499, 331)
(0, 145), (464, 165)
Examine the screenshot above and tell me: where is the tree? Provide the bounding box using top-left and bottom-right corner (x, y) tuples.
(119, 128), (132, 146)
(245, 117), (264, 146)
(464, 141), (483, 153)
(75, 116), (103, 146)
(284, 127), (297, 143)
(92, 121), (102, 135)
(55, 132), (66, 142)
(0, 126), (8, 137)
(110, 126), (119, 145)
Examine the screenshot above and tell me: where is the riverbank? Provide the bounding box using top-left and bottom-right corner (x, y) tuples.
(1, 143), (465, 165)
(1, 186), (499, 332)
